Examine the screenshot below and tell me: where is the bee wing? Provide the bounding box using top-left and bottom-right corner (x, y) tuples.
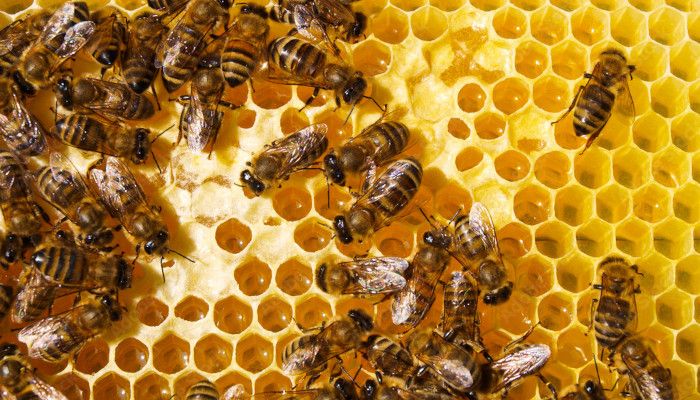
(613, 78), (635, 122)
(414, 344), (475, 391)
(248, 390), (322, 400)
(0, 152), (21, 198)
(54, 21), (96, 58)
(39, 3), (78, 45)
(48, 152), (92, 196)
(261, 123), (328, 179)
(291, 4), (326, 43)
(489, 344), (551, 392)
(18, 313), (86, 359)
(0, 19), (29, 56)
(313, 0), (355, 25)
(184, 98), (223, 152)
(222, 384), (247, 400)
(25, 374), (70, 400)
(629, 354), (672, 400)
(340, 257), (409, 294)
(90, 156), (149, 220)
(281, 335), (327, 374)
(468, 202), (502, 261)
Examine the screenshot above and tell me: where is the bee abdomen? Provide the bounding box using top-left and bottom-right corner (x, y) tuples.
(55, 114), (105, 151)
(32, 246), (88, 285)
(0, 284), (12, 320)
(269, 4), (294, 23)
(269, 36), (326, 79)
(186, 380), (219, 400)
(38, 322), (80, 362)
(573, 84), (614, 137)
(368, 158), (422, 219)
(222, 39), (257, 87)
(35, 167), (83, 209)
(161, 25), (203, 92)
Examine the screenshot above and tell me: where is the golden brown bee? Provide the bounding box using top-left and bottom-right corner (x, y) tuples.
(333, 157), (422, 244)
(282, 309), (373, 383)
(85, 9), (128, 71)
(362, 379), (453, 400)
(553, 48), (635, 153)
(0, 151), (47, 238)
(591, 256), (641, 357)
(0, 342), (69, 400)
(247, 378), (358, 400)
(123, 13), (167, 94)
(0, 77), (47, 156)
(324, 120), (410, 186)
(12, 2), (95, 96)
(220, 4), (269, 88)
(12, 266), (57, 323)
(240, 123), (329, 195)
(67, 77), (156, 120)
(363, 334), (415, 380)
(0, 11), (50, 76)
(316, 256), (409, 296)
(391, 245), (449, 327)
(617, 337), (674, 400)
(0, 284), (12, 321)
(18, 292), (123, 363)
(156, 0), (231, 92)
(185, 380), (246, 400)
(148, 0), (190, 12)
(442, 271), (490, 361)
(33, 153), (114, 249)
(562, 380), (608, 400)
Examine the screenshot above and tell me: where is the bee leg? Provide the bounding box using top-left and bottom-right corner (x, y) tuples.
(132, 243), (141, 265)
(536, 373), (558, 400)
(580, 130), (603, 155)
(500, 384), (511, 400)
(552, 84), (585, 125)
(587, 298), (598, 335)
(151, 83), (161, 111)
(299, 87), (321, 112)
(34, 203), (51, 224)
(503, 322), (539, 354)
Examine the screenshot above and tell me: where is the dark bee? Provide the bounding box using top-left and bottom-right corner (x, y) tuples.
(123, 13), (167, 94)
(67, 77), (156, 120)
(185, 380), (246, 400)
(362, 379), (453, 400)
(0, 11), (50, 76)
(0, 285), (11, 321)
(563, 380), (608, 400)
(85, 8), (127, 71)
(617, 337), (674, 400)
(18, 293), (123, 363)
(333, 157), (422, 244)
(148, 0), (191, 12)
(246, 378), (358, 400)
(0, 151), (47, 239)
(240, 123), (328, 195)
(442, 271), (490, 361)
(363, 334), (415, 380)
(156, 0), (231, 92)
(220, 4), (269, 88)
(0, 342), (70, 400)
(12, 266), (57, 323)
(0, 230), (22, 269)
(0, 77), (47, 156)
(316, 256), (409, 296)
(324, 120), (410, 186)
(553, 48), (635, 153)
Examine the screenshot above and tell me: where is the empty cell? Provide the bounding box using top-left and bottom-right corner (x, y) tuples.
(615, 217), (652, 256)
(430, 0), (464, 11)
(255, 371), (292, 393)
(371, 7), (409, 44)
(336, 237), (374, 258)
(237, 109), (256, 129)
(651, 76), (689, 118)
(53, 373), (90, 400)
(556, 253), (594, 293)
(115, 338), (149, 373)
(535, 221), (574, 258)
(447, 118), (470, 139)
(633, 112), (670, 153)
(613, 147), (651, 189)
(498, 221), (533, 259)
(538, 292), (574, 331)
(353, 40), (391, 76)
(495, 150), (530, 182)
(174, 372), (205, 399)
(514, 185), (551, 225)
(669, 360), (698, 400)
(492, 7), (527, 39)
(493, 78), (529, 115)
(571, 7), (608, 45)
(690, 13), (700, 42)
(633, 184), (671, 223)
(335, 298), (375, 320)
(676, 255), (700, 294)
(670, 41), (700, 81)
(533, 76), (569, 113)
(214, 296), (253, 334)
(656, 289), (693, 330)
(497, 291), (537, 335)
(315, 109), (353, 147)
(411, 7), (447, 41)
(653, 148), (689, 188)
(295, 219), (332, 252)
(236, 334), (273, 373)
(695, 225), (700, 254)
(134, 374), (170, 400)
(576, 219), (613, 257)
(1, 0), (31, 13)
(665, 0), (694, 10)
(677, 325), (700, 364)
(556, 326), (593, 368)
(235, 258), (272, 296)
(628, 0), (664, 10)
(457, 83), (486, 113)
(455, 146), (483, 171)
(610, 6), (647, 46)
(637, 252), (674, 296)
(515, 255), (554, 297)
(630, 41), (668, 82)
(215, 218), (252, 254)
(314, 185), (352, 221)
(276, 258), (312, 296)
(295, 295), (333, 328)
(530, 6), (569, 45)
(674, 183), (700, 223)
(136, 296), (169, 327)
(574, 148), (611, 189)
(374, 223), (414, 257)
(641, 323), (676, 363)
(434, 183), (471, 220)
(575, 291), (597, 328)
(258, 296), (293, 332)
(152, 334), (190, 374)
(555, 185), (593, 226)
(539, 361), (576, 400)
(216, 372), (252, 399)
(553, 116), (587, 151)
(250, 81), (292, 109)
(279, 108), (310, 135)
(272, 187), (312, 221)
(551, 41), (588, 81)
(672, 113), (700, 152)
(654, 218), (692, 260)
(174, 296), (209, 322)
(695, 154), (700, 184)
(515, 41), (548, 79)
(469, 0), (505, 10)
(194, 334), (232, 373)
(93, 373), (130, 400)
(391, 0), (425, 10)
(74, 339), (109, 375)
(649, 7), (686, 45)
(474, 112), (506, 139)
(534, 152), (571, 189)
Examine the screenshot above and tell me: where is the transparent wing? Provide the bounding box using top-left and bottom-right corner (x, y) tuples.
(415, 338), (475, 391)
(613, 78), (635, 123)
(391, 288), (419, 326)
(490, 344), (551, 392)
(281, 335), (326, 374)
(90, 157), (149, 220)
(0, 152), (20, 199)
(18, 313), (86, 360)
(340, 257), (409, 294)
(313, 0), (355, 25)
(54, 21), (95, 58)
(0, 19), (31, 56)
(259, 123), (328, 179)
(222, 384), (247, 400)
(26, 375), (70, 400)
(292, 4), (326, 42)
(49, 152), (91, 197)
(468, 202), (501, 260)
(39, 2), (77, 45)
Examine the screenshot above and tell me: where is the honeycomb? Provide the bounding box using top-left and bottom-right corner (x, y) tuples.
(0, 0), (699, 399)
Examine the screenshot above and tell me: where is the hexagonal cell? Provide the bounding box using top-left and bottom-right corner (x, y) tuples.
(352, 39), (391, 77)
(670, 41), (700, 81)
(513, 185), (551, 225)
(493, 78), (529, 115)
(250, 81), (292, 109)
(255, 371), (292, 393)
(613, 147), (651, 189)
(576, 219), (613, 257)
(272, 187), (312, 221)
(153, 334), (190, 374)
(215, 218), (252, 254)
(574, 148), (611, 189)
(275, 258), (312, 297)
(235, 258), (272, 296)
(194, 334), (233, 373)
(672, 113), (700, 152)
(499, 222), (532, 260)
(656, 289), (693, 330)
(469, 0), (505, 10)
(571, 7), (608, 45)
(652, 147), (689, 188)
(654, 218), (691, 260)
(492, 7), (527, 39)
(515, 255), (554, 298)
(134, 373), (170, 400)
(295, 295), (333, 328)
(2, 0), (32, 13)
(390, 0), (425, 11)
(538, 292), (574, 331)
(429, 0), (463, 11)
(610, 6), (647, 46)
(433, 183), (471, 221)
(533, 75), (569, 113)
(651, 76), (689, 118)
(676, 255), (700, 294)
(115, 338), (148, 373)
(371, 7), (409, 44)
(454, 146), (483, 172)
(74, 338), (109, 374)
(636, 253), (673, 296)
(314, 184), (352, 221)
(616, 217), (652, 257)
(639, 323), (675, 363)
(411, 6), (447, 41)
(258, 296), (293, 332)
(295, 218), (332, 252)
(497, 291), (537, 335)
(534, 152), (570, 189)
(550, 41), (587, 81)
(474, 112), (505, 140)
(633, 184), (671, 223)
(674, 183), (700, 223)
(447, 118), (470, 139)
(530, 6), (569, 45)
(136, 296), (169, 327)
(677, 324), (700, 364)
(279, 108), (310, 136)
(649, 7), (686, 45)
(633, 112), (670, 153)
(596, 184), (631, 223)
(695, 225), (700, 254)
(535, 221), (574, 258)
(173, 372), (205, 400)
(216, 371), (253, 399)
(374, 223), (414, 258)
(557, 253), (594, 293)
(556, 326), (593, 368)
(630, 41), (668, 82)
(555, 185), (593, 226)
(214, 295), (253, 334)
(236, 334), (273, 373)
(53, 373), (90, 400)
(93, 373), (130, 400)
(494, 150), (530, 182)
(515, 41), (548, 79)
(510, 0), (544, 9)
(174, 296), (209, 322)
(457, 83), (486, 113)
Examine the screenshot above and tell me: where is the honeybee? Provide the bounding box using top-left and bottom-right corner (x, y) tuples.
(247, 378), (358, 400)
(33, 153), (114, 249)
(553, 48), (635, 154)
(363, 334), (415, 380)
(324, 121), (410, 186)
(0, 342), (69, 400)
(391, 245), (449, 327)
(591, 256), (641, 358)
(85, 9), (127, 72)
(12, 266), (57, 323)
(148, 0), (190, 12)
(442, 271), (490, 361)
(0, 231), (22, 270)
(282, 309), (373, 383)
(220, 4), (269, 88)
(333, 157), (423, 244)
(562, 380), (608, 400)
(316, 256), (409, 296)
(66, 77), (156, 120)
(0, 284), (11, 321)
(617, 337), (674, 400)
(0, 11), (50, 75)
(362, 379), (452, 400)
(123, 13), (167, 94)
(156, 0), (231, 92)
(0, 77), (47, 156)
(12, 2), (95, 96)
(18, 292), (123, 363)
(240, 123), (329, 195)
(185, 380), (246, 400)
(424, 203), (513, 305)
(0, 151), (47, 239)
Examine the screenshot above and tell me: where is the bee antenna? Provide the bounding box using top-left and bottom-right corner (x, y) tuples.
(152, 124), (174, 144)
(169, 248), (195, 263)
(418, 207), (437, 229)
(364, 96), (387, 113)
(343, 103), (356, 127)
(152, 150), (163, 175)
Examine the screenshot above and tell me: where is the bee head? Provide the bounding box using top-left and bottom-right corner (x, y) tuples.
(85, 228), (113, 247)
(583, 380), (603, 397)
(348, 12), (367, 41)
(240, 170), (265, 195)
(334, 378), (356, 400)
(323, 153), (345, 186)
(423, 229), (451, 249)
(348, 308), (373, 331)
(482, 281), (513, 305)
(315, 263), (329, 292)
(12, 71), (36, 96)
(362, 380), (377, 400)
(116, 257), (134, 289)
(342, 73), (367, 105)
(217, 0), (233, 8)
(333, 215), (353, 244)
(100, 295), (123, 321)
(133, 128), (151, 163)
(145, 230), (169, 255)
(97, 49), (118, 66)
(240, 3), (268, 18)
(0, 342), (19, 359)
(1, 234), (21, 265)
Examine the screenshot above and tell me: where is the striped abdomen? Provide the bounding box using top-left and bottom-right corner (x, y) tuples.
(0, 151), (42, 235)
(269, 36), (326, 79)
(186, 380), (219, 400)
(454, 215), (488, 259)
(342, 121), (409, 173)
(594, 295), (634, 349)
(161, 24), (205, 92)
(361, 157), (422, 226)
(269, 3), (295, 24)
(0, 284), (11, 320)
(55, 114), (107, 152)
(31, 245), (89, 286)
(574, 83), (615, 137)
(366, 335), (414, 378)
(443, 271), (479, 342)
(34, 322), (83, 362)
(90, 17), (125, 66)
(12, 269), (56, 323)
(35, 166), (85, 211)
(124, 46), (158, 94)
(222, 38), (259, 87)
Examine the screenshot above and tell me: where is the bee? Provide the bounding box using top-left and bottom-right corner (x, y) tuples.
(363, 334), (415, 380)
(148, 0), (190, 12)
(12, 2), (95, 96)
(362, 379), (453, 400)
(185, 380), (246, 400)
(85, 9), (128, 72)
(220, 4), (269, 88)
(246, 378), (358, 400)
(391, 245), (449, 327)
(562, 380), (608, 400)
(316, 256), (409, 296)
(0, 231), (22, 270)
(591, 256), (641, 358)
(0, 151), (47, 239)
(18, 293), (123, 363)
(553, 48), (635, 154)
(424, 203), (513, 305)
(67, 77), (156, 120)
(12, 266), (57, 323)
(0, 284), (12, 321)
(33, 153), (114, 249)
(123, 13), (167, 94)
(324, 120), (410, 186)
(0, 342), (69, 400)
(442, 271), (490, 361)
(0, 11), (50, 75)
(282, 309), (373, 383)
(333, 157), (423, 244)
(240, 123), (329, 195)
(617, 337), (674, 400)
(156, 0), (231, 92)
(0, 77), (47, 156)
